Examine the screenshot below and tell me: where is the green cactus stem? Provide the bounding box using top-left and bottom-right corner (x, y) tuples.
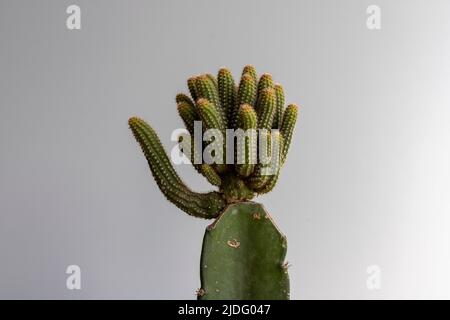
(199, 202), (289, 300)
(257, 73), (274, 100)
(178, 134), (220, 186)
(177, 100), (198, 135)
(242, 65), (257, 83)
(197, 98), (227, 174)
(235, 104), (258, 178)
(218, 68), (236, 125)
(235, 73), (257, 127)
(176, 93), (195, 109)
(257, 87), (276, 130)
(280, 104), (298, 164)
(254, 133), (284, 194)
(195, 75), (226, 124)
(206, 73), (218, 90)
(273, 84), (285, 129)
(200, 164), (222, 187)
(196, 98), (226, 131)
(247, 131), (283, 191)
(187, 76), (199, 102)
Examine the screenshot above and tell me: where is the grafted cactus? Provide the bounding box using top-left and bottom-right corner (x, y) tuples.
(128, 66), (299, 299)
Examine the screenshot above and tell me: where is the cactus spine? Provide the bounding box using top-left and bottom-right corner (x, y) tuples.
(129, 66), (299, 300)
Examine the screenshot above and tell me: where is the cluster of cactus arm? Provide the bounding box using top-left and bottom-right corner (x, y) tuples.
(129, 65), (298, 219)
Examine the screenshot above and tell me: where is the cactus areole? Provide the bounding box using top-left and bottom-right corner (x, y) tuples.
(128, 66), (299, 299)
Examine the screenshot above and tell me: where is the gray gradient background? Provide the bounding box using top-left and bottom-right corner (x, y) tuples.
(1, 0), (450, 299)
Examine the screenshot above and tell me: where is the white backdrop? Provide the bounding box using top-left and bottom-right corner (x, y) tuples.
(1, 0), (449, 299)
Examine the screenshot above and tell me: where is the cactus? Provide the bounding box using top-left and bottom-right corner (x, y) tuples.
(128, 66), (299, 299)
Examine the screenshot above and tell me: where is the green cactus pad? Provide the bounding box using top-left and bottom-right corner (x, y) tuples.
(199, 202), (290, 300)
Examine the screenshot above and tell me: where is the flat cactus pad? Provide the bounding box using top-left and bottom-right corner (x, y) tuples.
(199, 202), (290, 300)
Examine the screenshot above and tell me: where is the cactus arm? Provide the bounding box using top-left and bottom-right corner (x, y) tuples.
(187, 77), (199, 102)
(206, 73), (218, 90)
(280, 104), (298, 164)
(257, 73), (274, 99)
(196, 98), (226, 131)
(247, 131), (282, 191)
(257, 87), (276, 130)
(129, 117), (225, 219)
(234, 73), (257, 128)
(196, 98), (228, 174)
(242, 65), (258, 84)
(217, 68), (236, 126)
(178, 133), (220, 186)
(176, 93), (196, 109)
(237, 104), (258, 130)
(195, 75), (221, 107)
(200, 164), (222, 187)
(195, 75), (226, 124)
(254, 135), (284, 194)
(273, 84), (285, 129)
(177, 101), (198, 135)
(177, 133), (200, 170)
(237, 73), (257, 107)
(235, 104), (257, 177)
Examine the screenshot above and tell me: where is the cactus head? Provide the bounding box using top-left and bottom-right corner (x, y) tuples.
(129, 66), (299, 218)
